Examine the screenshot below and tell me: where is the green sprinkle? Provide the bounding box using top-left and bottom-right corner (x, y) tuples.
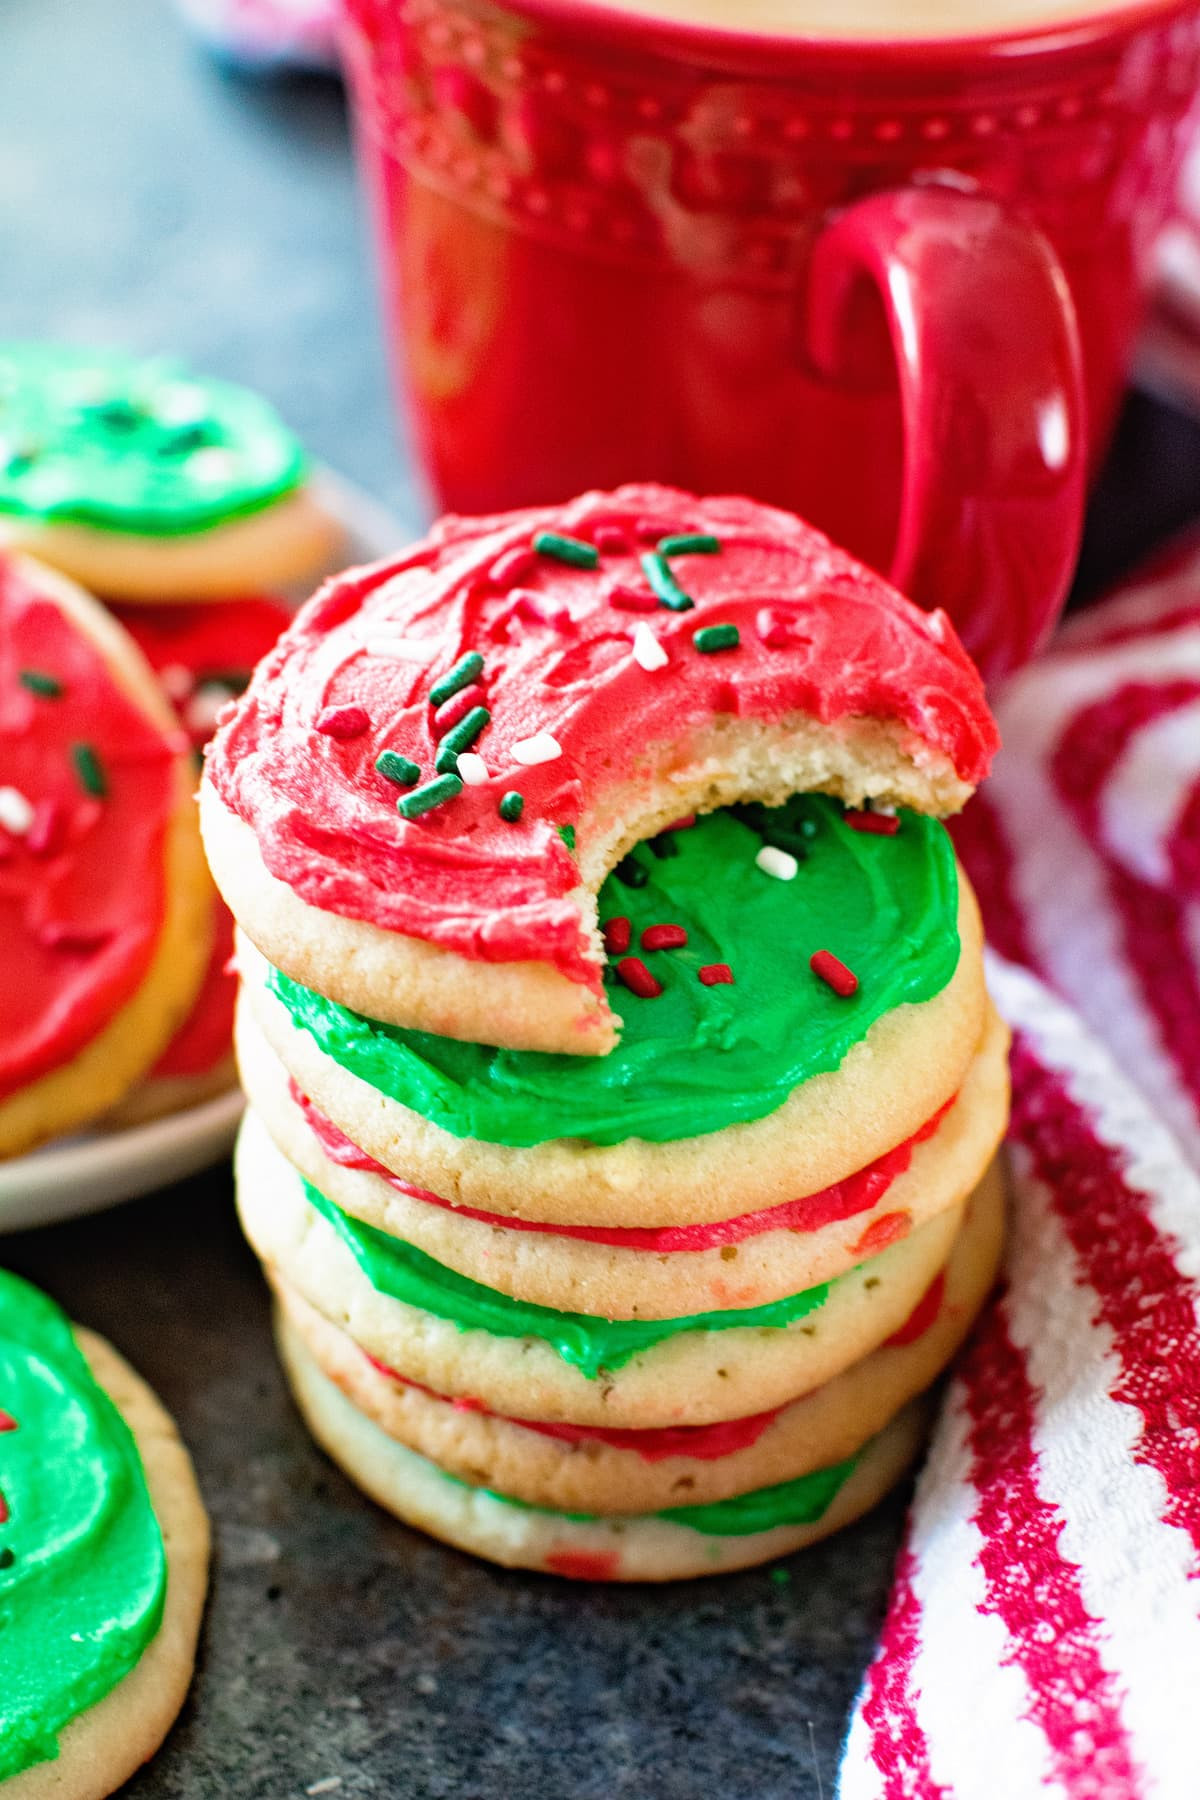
(640, 552), (693, 612)
(693, 623), (740, 654)
(376, 751), (421, 787)
(71, 742), (107, 798)
(499, 791), (525, 822)
(435, 705), (490, 776)
(533, 530), (598, 570)
(429, 652), (484, 709)
(657, 533), (721, 557)
(397, 773), (463, 819)
(615, 854), (648, 888)
(769, 1567), (792, 1587)
(19, 668), (63, 698)
(557, 823), (576, 852)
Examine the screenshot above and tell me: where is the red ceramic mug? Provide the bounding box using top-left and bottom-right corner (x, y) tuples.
(342, 0), (1200, 676)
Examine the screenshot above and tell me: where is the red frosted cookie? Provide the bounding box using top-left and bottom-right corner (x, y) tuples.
(103, 597), (292, 1125)
(202, 484), (997, 1054)
(0, 555), (212, 1156)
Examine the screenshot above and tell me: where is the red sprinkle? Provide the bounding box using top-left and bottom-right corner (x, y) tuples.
(511, 588), (572, 629)
(0, 1411), (16, 1431)
(756, 607), (792, 649)
(26, 800), (66, 857)
(616, 955), (663, 999)
(595, 525), (628, 554)
(845, 809), (900, 836)
(810, 949), (858, 996)
(432, 683), (486, 736)
(316, 704), (371, 740)
(641, 922), (688, 951)
(635, 517), (672, 543)
(699, 963), (734, 985)
(608, 583), (658, 614)
(602, 916), (632, 956)
(488, 545), (538, 587)
(664, 814), (696, 831)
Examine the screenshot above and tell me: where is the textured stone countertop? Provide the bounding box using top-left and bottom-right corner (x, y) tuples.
(5, 1), (1200, 1794)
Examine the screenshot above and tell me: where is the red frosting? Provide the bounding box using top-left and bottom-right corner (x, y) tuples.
(365, 1271), (944, 1462)
(295, 1080), (953, 1251)
(207, 485), (996, 991)
(364, 1353), (785, 1463)
(115, 597), (292, 752)
(0, 557), (182, 1101)
(149, 905), (235, 1080)
(118, 597), (291, 1082)
(884, 1271), (948, 1349)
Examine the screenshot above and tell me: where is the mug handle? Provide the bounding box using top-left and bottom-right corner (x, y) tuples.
(803, 185), (1087, 681)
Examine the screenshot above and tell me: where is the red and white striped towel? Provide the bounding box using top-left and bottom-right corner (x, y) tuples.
(839, 955), (1200, 1800)
(950, 555), (1200, 1168)
(839, 560), (1200, 1798)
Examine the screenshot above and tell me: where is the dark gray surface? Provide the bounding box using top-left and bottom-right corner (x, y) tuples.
(2, 3), (900, 1795)
(6, 4), (1200, 1796)
(11, 1175), (903, 1799)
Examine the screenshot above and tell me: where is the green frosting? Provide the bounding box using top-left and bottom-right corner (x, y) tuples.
(272, 795), (960, 1148)
(470, 1451), (859, 1537)
(305, 1181), (830, 1379)
(0, 342), (306, 535)
(0, 1270), (166, 1780)
(655, 1456), (856, 1535)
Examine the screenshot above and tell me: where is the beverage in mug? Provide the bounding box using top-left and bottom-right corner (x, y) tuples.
(343, 0), (1200, 675)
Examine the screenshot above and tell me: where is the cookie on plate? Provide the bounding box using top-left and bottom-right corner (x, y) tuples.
(0, 344), (343, 601)
(0, 1269), (209, 1794)
(0, 554), (212, 1158)
(103, 596), (293, 1127)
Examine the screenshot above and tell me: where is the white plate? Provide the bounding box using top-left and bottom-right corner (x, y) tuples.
(1, 467), (407, 1234)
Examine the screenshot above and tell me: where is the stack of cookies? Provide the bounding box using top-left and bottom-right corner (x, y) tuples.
(202, 483), (1009, 1581)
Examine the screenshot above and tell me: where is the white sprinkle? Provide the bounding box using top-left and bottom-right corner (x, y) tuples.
(0, 787), (35, 835)
(873, 802), (897, 817)
(186, 684), (236, 738)
(306, 1781), (343, 1796)
(457, 752), (489, 786)
(188, 446), (239, 483)
(160, 662), (193, 702)
(755, 845), (798, 881)
(632, 622), (668, 672)
(512, 732), (562, 767)
(363, 639), (431, 662)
